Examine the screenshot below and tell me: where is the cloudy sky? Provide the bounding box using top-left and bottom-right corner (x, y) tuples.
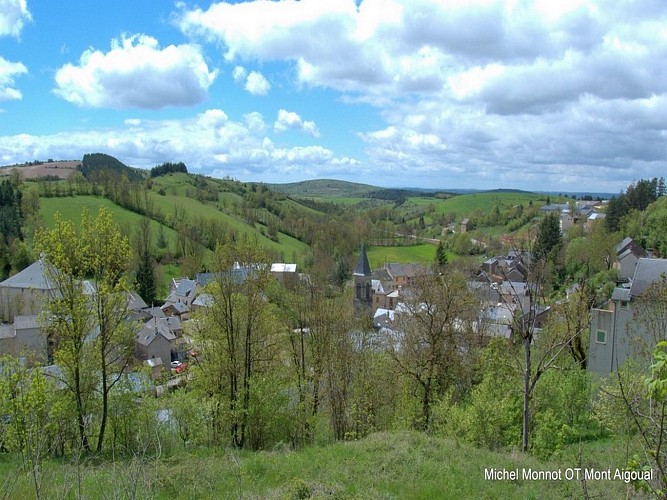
(0, 0), (665, 192)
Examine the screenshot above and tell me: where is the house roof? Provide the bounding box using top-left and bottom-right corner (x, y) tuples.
(13, 315), (39, 331)
(611, 287), (631, 301)
(127, 291), (148, 311)
(271, 263), (297, 273)
(143, 306), (166, 319)
(353, 244), (372, 277)
(382, 263), (428, 280)
(136, 322), (175, 347)
(0, 259), (54, 290)
(615, 237), (646, 258)
(629, 258), (667, 297)
(372, 268), (393, 283)
(0, 324), (14, 339)
(197, 267), (259, 287)
(162, 302), (190, 314)
(161, 316), (182, 333)
(371, 279), (385, 295)
(192, 293), (214, 308)
(174, 279), (197, 297)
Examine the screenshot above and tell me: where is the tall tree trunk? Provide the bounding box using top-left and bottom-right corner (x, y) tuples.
(74, 366), (90, 453)
(522, 336), (531, 453)
(97, 350), (108, 453)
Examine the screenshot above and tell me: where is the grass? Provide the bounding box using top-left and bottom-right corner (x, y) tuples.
(366, 244), (436, 269)
(0, 431), (629, 499)
(39, 195), (180, 249)
(406, 192), (547, 216)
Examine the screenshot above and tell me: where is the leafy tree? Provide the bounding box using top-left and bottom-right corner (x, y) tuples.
(391, 268), (480, 431)
(533, 212), (561, 260)
(35, 207), (135, 453)
(606, 194), (628, 233)
(0, 357), (52, 499)
(192, 237), (280, 448)
(435, 240), (448, 269)
(134, 217), (156, 305)
(150, 161), (188, 178)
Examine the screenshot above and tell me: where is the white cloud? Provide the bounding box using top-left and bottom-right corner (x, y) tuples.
(0, 0), (31, 38)
(0, 109), (355, 182)
(245, 71), (270, 95)
(53, 34), (218, 109)
(232, 65), (247, 83)
(274, 109), (320, 137)
(0, 56), (27, 101)
(176, 0), (667, 191)
(243, 111), (266, 134)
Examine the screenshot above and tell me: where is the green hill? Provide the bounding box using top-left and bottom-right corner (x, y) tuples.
(266, 179), (379, 198)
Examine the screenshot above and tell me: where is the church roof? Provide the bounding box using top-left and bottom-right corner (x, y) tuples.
(353, 244), (372, 276)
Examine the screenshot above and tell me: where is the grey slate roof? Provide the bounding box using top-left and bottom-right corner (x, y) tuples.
(616, 237), (646, 258)
(127, 292), (148, 311)
(174, 279), (197, 297)
(162, 302), (189, 314)
(0, 260), (53, 290)
(629, 258), (667, 297)
(611, 287), (631, 301)
(353, 244), (372, 277)
(13, 315), (39, 330)
(136, 321), (175, 347)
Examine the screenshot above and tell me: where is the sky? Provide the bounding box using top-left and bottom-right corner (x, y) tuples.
(0, 0), (666, 193)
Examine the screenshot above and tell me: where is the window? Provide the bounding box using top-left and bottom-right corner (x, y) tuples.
(620, 300), (628, 308)
(596, 330), (607, 344)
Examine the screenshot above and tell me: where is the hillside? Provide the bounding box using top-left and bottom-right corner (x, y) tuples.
(0, 431), (625, 498)
(0, 160), (81, 179)
(266, 178), (379, 197)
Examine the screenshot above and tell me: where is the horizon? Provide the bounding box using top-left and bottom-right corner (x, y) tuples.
(0, 157), (619, 199)
(0, 1), (665, 193)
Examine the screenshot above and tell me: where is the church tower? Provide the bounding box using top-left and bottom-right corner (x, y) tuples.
(353, 244), (373, 308)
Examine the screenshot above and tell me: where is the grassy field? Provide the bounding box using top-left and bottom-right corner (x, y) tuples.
(366, 244), (437, 269)
(0, 431), (628, 499)
(406, 192), (548, 217)
(39, 195), (180, 249)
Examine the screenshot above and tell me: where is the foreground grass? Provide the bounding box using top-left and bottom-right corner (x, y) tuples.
(0, 431), (628, 499)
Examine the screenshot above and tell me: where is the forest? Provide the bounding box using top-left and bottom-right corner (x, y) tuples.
(1, 157), (667, 497)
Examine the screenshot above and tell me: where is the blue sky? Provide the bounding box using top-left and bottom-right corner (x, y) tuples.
(1, 0), (666, 192)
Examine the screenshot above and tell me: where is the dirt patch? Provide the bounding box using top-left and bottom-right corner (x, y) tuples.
(0, 160), (81, 180)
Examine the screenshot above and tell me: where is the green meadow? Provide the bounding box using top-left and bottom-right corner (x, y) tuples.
(0, 431), (626, 499)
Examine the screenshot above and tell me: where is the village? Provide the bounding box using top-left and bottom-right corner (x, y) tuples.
(0, 195), (661, 383)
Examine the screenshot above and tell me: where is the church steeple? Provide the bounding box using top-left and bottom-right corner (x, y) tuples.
(354, 244), (373, 308)
(354, 243), (372, 277)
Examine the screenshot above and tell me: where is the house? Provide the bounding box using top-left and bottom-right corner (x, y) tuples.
(585, 212), (606, 231)
(164, 278), (198, 309)
(270, 263), (298, 287)
(161, 301), (190, 320)
(191, 293), (214, 311)
(0, 260), (55, 322)
(135, 320), (176, 366)
(560, 210), (575, 233)
(460, 218), (469, 233)
(373, 262), (429, 293)
(477, 254), (528, 283)
(0, 315), (48, 362)
(588, 258), (667, 375)
(615, 237), (647, 282)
